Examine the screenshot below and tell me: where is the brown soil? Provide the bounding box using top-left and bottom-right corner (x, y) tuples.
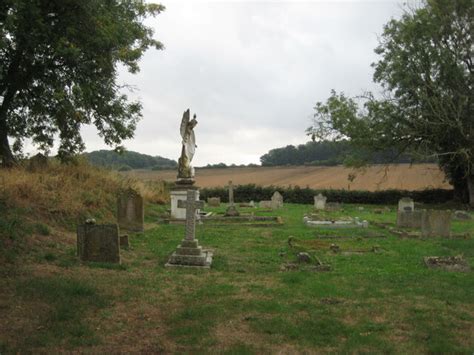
(123, 164), (451, 191)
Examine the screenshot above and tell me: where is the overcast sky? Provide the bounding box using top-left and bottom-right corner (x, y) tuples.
(80, 0), (404, 166)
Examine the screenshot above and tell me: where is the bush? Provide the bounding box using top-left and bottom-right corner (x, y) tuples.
(199, 184), (454, 205)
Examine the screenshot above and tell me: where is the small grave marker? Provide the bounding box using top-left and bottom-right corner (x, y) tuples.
(421, 210), (451, 237)
(77, 224), (120, 263)
(117, 188), (144, 232)
(314, 194), (327, 210)
(271, 191), (283, 209)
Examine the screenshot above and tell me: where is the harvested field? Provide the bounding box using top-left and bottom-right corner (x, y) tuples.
(123, 164), (451, 191)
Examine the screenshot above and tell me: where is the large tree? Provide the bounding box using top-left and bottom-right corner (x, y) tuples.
(308, 0), (473, 205)
(0, 0), (164, 166)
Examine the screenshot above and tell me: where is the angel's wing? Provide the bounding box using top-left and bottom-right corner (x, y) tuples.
(180, 109), (190, 140)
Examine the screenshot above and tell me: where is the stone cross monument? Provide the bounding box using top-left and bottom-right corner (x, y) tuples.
(166, 190), (213, 268)
(178, 190), (204, 241)
(225, 180), (240, 216)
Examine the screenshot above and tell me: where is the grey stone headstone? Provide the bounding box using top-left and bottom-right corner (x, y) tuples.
(314, 194), (327, 210)
(259, 200), (272, 209)
(421, 210), (451, 237)
(117, 189), (144, 232)
(77, 224), (120, 263)
(398, 198), (414, 212)
(207, 197), (221, 207)
(397, 210), (423, 228)
(271, 191), (283, 209)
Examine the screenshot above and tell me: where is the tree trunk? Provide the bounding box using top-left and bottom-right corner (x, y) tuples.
(468, 174), (474, 208)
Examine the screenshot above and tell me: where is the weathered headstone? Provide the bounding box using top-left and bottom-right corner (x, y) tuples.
(326, 202), (342, 211)
(453, 210), (472, 220)
(77, 224), (120, 263)
(421, 210), (451, 237)
(166, 190), (213, 268)
(396, 210), (423, 228)
(120, 235), (130, 248)
(398, 197), (414, 212)
(314, 194), (327, 210)
(117, 188), (144, 232)
(207, 197), (221, 207)
(27, 153), (48, 172)
(271, 191), (283, 209)
(259, 200), (272, 209)
(225, 180), (240, 216)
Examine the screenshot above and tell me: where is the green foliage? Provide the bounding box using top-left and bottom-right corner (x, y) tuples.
(259, 140), (433, 166)
(200, 184), (454, 205)
(84, 149), (177, 170)
(0, 0), (165, 165)
(308, 0), (474, 204)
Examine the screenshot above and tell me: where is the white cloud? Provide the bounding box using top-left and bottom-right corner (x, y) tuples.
(73, 1), (403, 165)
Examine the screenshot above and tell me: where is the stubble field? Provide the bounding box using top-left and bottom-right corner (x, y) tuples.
(123, 164), (451, 191)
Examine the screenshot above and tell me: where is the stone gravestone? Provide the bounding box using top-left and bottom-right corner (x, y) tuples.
(117, 188), (144, 232)
(166, 190), (213, 268)
(207, 197), (220, 207)
(77, 224), (120, 263)
(398, 197), (414, 212)
(271, 191), (283, 209)
(421, 210), (451, 237)
(314, 193), (327, 210)
(259, 200), (272, 209)
(396, 210), (423, 228)
(225, 180), (240, 216)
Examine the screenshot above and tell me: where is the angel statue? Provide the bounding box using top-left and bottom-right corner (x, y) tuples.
(177, 109), (198, 182)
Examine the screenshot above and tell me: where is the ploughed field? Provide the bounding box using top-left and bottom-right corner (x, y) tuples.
(124, 164), (451, 191)
(1, 203), (473, 353)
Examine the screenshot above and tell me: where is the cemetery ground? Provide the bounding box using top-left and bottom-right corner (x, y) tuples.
(1, 201), (473, 353)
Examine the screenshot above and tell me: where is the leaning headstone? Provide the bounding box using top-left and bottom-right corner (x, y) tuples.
(421, 210), (451, 237)
(77, 224), (120, 263)
(398, 197), (414, 212)
(207, 197), (221, 207)
(314, 194), (327, 210)
(166, 190), (212, 268)
(397, 210), (423, 228)
(117, 188), (144, 232)
(271, 191), (283, 209)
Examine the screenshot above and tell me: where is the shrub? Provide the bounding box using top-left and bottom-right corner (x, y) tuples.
(199, 184), (454, 205)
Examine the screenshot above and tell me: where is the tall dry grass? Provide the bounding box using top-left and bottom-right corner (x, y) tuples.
(0, 159), (169, 228)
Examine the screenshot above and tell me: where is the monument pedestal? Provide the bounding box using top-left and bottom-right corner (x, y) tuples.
(170, 185), (200, 220)
(165, 239), (213, 268)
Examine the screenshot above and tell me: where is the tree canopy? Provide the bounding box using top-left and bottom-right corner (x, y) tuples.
(308, 0), (473, 205)
(84, 149), (177, 170)
(259, 140), (431, 167)
(0, 0), (164, 166)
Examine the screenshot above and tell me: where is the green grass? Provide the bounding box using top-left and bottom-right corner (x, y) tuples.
(1, 203), (473, 353)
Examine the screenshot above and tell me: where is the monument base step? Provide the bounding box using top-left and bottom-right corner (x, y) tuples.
(165, 250), (213, 269)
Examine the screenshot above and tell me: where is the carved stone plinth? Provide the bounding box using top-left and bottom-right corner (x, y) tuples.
(165, 239), (213, 268)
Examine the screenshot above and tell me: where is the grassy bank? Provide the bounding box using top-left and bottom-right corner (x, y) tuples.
(0, 202), (473, 353)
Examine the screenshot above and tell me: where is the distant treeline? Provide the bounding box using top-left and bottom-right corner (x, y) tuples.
(197, 163), (260, 169)
(259, 140), (435, 166)
(84, 150), (177, 170)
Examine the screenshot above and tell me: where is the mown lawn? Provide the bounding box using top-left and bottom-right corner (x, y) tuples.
(1, 203), (473, 353)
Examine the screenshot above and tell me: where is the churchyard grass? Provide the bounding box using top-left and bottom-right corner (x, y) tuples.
(0, 203), (473, 353)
